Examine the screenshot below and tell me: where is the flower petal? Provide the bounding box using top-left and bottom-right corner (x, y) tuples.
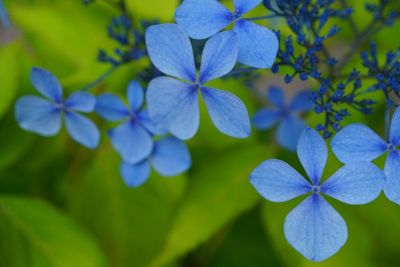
(137, 110), (167, 136)
(277, 116), (305, 152)
(65, 111), (100, 149)
(321, 161), (385, 204)
(30, 67), (63, 102)
(127, 80), (144, 112)
(252, 108), (280, 130)
(199, 31), (239, 83)
(151, 137), (191, 176)
(250, 159), (311, 202)
(175, 0), (232, 40)
(15, 96), (62, 136)
(120, 161), (151, 187)
(383, 150), (400, 205)
(0, 0), (10, 27)
(109, 121), (153, 164)
(95, 93), (129, 121)
(297, 127), (327, 185)
(284, 194), (348, 262)
(201, 87), (250, 138)
(267, 86), (285, 108)
(331, 123), (386, 163)
(289, 90), (313, 112)
(233, 20), (279, 68)
(234, 0), (262, 14)
(147, 77), (199, 140)
(65, 92), (96, 112)
(390, 107), (400, 146)
(145, 23), (196, 82)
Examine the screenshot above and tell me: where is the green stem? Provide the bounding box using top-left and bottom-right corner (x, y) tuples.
(81, 65), (118, 92)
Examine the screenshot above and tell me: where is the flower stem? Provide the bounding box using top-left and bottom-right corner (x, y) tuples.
(385, 101), (391, 143)
(81, 65), (118, 92)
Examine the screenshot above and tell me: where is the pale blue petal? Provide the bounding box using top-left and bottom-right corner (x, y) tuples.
(384, 150), (400, 205)
(233, 20), (279, 68)
(289, 91), (313, 112)
(297, 127), (327, 185)
(234, 0), (262, 14)
(145, 24), (196, 82)
(151, 137), (191, 176)
(201, 87), (250, 138)
(250, 159), (311, 202)
(147, 77), (199, 140)
(175, 0), (232, 40)
(109, 121), (153, 164)
(252, 108), (280, 130)
(31, 67), (63, 102)
(120, 161), (151, 187)
(15, 96), (61, 136)
(199, 31), (239, 83)
(390, 107), (400, 146)
(127, 80), (144, 112)
(0, 0), (10, 27)
(284, 194), (348, 262)
(137, 110), (168, 136)
(65, 92), (96, 112)
(65, 111), (100, 149)
(277, 116), (305, 152)
(267, 86), (285, 108)
(95, 93), (129, 121)
(321, 161), (385, 204)
(331, 123), (386, 163)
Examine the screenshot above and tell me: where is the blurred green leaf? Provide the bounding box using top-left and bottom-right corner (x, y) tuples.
(126, 0), (178, 21)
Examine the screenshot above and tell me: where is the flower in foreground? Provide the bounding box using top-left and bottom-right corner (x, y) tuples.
(253, 86), (312, 151)
(15, 67), (100, 149)
(146, 23), (250, 140)
(175, 0), (279, 68)
(120, 136), (191, 187)
(95, 80), (165, 164)
(250, 128), (385, 261)
(331, 106), (400, 205)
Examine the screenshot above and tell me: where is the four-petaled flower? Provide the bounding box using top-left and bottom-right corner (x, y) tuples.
(145, 24), (250, 140)
(120, 136), (191, 187)
(15, 67), (100, 149)
(95, 80), (165, 164)
(332, 107), (400, 205)
(250, 128), (385, 262)
(175, 0), (279, 68)
(253, 86), (312, 151)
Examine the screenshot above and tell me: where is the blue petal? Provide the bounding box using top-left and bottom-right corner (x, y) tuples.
(390, 107), (400, 146)
(276, 116), (305, 152)
(95, 93), (129, 121)
(147, 77), (199, 140)
(127, 80), (144, 112)
(331, 123), (386, 163)
(284, 194), (348, 262)
(65, 92), (96, 112)
(65, 111), (99, 149)
(15, 96), (62, 136)
(0, 0), (10, 27)
(321, 161), (386, 204)
(151, 137), (191, 176)
(120, 161), (151, 187)
(297, 127), (327, 185)
(233, 20), (279, 68)
(234, 0), (262, 14)
(383, 150), (400, 205)
(267, 86), (285, 108)
(201, 87), (250, 138)
(109, 121), (153, 164)
(137, 110), (167, 136)
(252, 108), (280, 130)
(199, 31), (239, 83)
(145, 24), (196, 82)
(250, 159), (311, 202)
(289, 90), (313, 112)
(30, 67), (63, 102)
(175, 0), (232, 40)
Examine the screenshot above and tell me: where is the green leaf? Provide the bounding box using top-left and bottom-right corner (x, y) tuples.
(126, 0), (178, 21)
(0, 195), (107, 267)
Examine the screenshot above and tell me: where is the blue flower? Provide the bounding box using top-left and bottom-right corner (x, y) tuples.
(120, 136), (191, 187)
(332, 107), (400, 205)
(252, 86), (312, 151)
(15, 67), (100, 149)
(95, 80), (165, 164)
(250, 128), (385, 262)
(145, 24), (250, 140)
(175, 0), (279, 68)
(0, 0), (10, 28)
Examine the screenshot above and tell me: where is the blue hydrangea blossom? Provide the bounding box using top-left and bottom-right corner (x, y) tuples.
(253, 86), (312, 151)
(15, 67), (100, 149)
(332, 107), (400, 205)
(120, 136), (191, 187)
(95, 80), (165, 164)
(145, 24), (250, 140)
(250, 128), (385, 262)
(0, 0), (10, 28)
(175, 0), (279, 68)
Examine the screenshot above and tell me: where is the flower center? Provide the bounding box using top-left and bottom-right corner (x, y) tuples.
(387, 143), (396, 151)
(233, 8), (243, 19)
(311, 185), (320, 194)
